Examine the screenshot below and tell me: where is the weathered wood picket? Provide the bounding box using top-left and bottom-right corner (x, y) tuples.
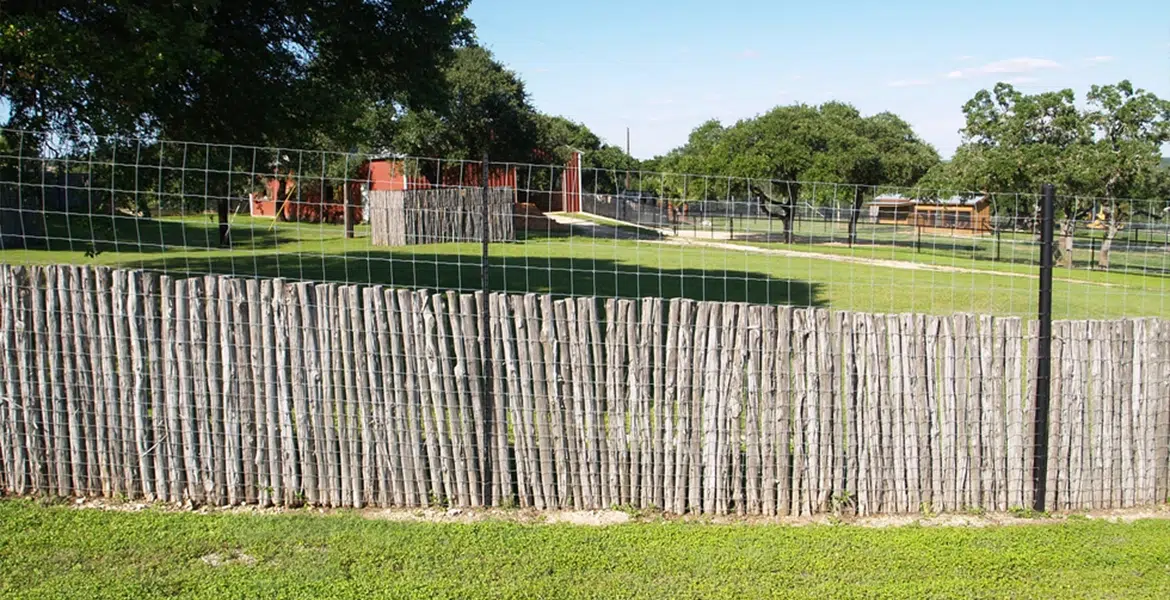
(0, 263), (1167, 515)
(369, 189), (515, 246)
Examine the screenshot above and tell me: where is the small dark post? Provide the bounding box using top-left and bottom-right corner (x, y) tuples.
(217, 198), (230, 247)
(1033, 183), (1056, 512)
(479, 151), (494, 505)
(343, 183), (355, 239)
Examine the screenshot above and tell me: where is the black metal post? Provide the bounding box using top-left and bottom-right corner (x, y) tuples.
(479, 151), (494, 505)
(1032, 183), (1056, 512)
(217, 198), (230, 247)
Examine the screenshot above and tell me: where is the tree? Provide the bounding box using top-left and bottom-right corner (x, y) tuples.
(943, 84), (1089, 265)
(533, 114), (637, 193)
(388, 45), (537, 163)
(1, 1), (473, 146)
(1082, 81), (1170, 268)
(943, 81), (1169, 268)
(654, 102), (938, 243)
(534, 115), (601, 163)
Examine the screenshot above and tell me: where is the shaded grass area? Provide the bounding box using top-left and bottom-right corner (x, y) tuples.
(1, 213), (1168, 318)
(2, 500), (1169, 599)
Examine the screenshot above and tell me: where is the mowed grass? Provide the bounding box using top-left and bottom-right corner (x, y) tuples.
(1, 212), (1168, 318)
(2, 500), (1169, 599)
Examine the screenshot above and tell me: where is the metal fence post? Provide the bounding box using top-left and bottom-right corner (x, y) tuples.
(480, 151), (494, 505)
(1033, 183), (1056, 512)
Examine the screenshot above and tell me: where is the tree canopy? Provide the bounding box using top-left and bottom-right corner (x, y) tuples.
(1, 0), (474, 147)
(382, 49), (638, 173)
(386, 45), (536, 162)
(646, 102), (939, 241)
(653, 102), (938, 195)
(919, 81), (1170, 267)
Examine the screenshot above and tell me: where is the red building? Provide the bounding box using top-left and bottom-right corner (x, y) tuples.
(250, 156), (520, 224)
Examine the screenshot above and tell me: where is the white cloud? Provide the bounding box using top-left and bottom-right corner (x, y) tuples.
(981, 57), (1061, 73)
(740, 49), (760, 59)
(946, 57), (1062, 80)
(1002, 76), (1038, 84)
(1085, 55), (1114, 65)
(791, 74), (804, 81)
(888, 79), (930, 88)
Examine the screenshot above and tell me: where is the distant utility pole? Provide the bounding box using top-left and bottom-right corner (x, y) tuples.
(625, 127), (631, 192)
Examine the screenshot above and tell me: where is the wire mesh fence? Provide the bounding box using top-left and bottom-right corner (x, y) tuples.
(1, 127), (1169, 514)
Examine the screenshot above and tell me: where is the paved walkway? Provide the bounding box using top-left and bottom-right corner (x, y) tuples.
(543, 213), (660, 240)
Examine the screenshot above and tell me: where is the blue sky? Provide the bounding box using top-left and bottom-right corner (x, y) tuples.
(466, 0), (1170, 160)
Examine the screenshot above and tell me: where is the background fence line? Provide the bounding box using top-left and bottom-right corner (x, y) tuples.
(1, 264), (1167, 514)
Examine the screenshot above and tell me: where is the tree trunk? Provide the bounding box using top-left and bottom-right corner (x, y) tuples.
(1097, 222), (1120, 270)
(1056, 219), (1076, 268)
(847, 187), (864, 247)
(218, 198), (231, 248)
(783, 192), (796, 244)
(276, 179), (288, 223)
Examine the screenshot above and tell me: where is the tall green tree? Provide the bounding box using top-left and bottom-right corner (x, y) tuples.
(388, 45), (537, 162)
(935, 81), (1169, 267)
(654, 102), (938, 242)
(1, 0), (473, 147)
(533, 114), (637, 192)
(1082, 81), (1170, 267)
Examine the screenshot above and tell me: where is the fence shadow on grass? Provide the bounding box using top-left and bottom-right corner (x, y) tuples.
(126, 249), (821, 307)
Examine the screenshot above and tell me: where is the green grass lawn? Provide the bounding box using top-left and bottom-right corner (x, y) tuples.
(1, 212), (1169, 319)
(2, 500), (1169, 599)
(701, 215), (1170, 274)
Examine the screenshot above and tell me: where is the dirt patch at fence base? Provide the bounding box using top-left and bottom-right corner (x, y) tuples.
(54, 497), (1170, 527)
(365, 507), (630, 526)
(545, 510), (632, 526)
(201, 550), (257, 567)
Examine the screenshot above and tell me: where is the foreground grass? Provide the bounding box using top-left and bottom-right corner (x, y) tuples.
(1, 213), (1168, 318)
(2, 500), (1169, 599)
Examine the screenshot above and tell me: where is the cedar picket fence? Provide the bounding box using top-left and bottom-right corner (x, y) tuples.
(1, 264), (1167, 514)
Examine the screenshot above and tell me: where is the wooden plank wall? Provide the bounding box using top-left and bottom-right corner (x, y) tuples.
(0, 263), (1167, 514)
(369, 189), (515, 246)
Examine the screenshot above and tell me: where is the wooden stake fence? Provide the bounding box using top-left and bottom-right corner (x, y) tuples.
(0, 263), (1167, 514)
(369, 189), (515, 246)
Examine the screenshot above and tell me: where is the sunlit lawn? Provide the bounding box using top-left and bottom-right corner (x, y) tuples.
(1, 500), (1169, 600)
(1, 213), (1168, 319)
